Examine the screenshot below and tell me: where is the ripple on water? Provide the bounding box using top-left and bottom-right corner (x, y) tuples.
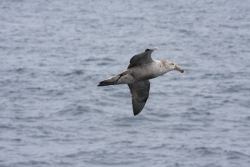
(63, 70), (84, 76)
(55, 105), (91, 117)
(1, 0), (250, 167)
(226, 150), (250, 161)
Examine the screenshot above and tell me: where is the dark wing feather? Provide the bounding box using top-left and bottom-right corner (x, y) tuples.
(127, 47), (157, 69)
(128, 80), (150, 116)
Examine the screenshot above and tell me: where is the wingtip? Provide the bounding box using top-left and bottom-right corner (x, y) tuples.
(133, 110), (142, 116)
(145, 47), (158, 52)
(150, 47), (158, 50)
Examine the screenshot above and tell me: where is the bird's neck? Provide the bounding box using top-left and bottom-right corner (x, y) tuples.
(151, 60), (171, 77)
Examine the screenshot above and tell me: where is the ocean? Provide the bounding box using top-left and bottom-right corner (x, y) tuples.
(0, 0), (250, 166)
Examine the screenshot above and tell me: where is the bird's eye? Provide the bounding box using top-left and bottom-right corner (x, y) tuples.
(171, 63), (174, 65)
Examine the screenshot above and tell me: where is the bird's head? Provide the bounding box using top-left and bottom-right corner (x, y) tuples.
(163, 60), (184, 73)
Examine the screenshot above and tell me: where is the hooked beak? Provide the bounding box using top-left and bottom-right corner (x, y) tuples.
(174, 65), (184, 73)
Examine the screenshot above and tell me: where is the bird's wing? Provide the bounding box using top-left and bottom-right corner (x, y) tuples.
(127, 47), (157, 69)
(128, 80), (150, 116)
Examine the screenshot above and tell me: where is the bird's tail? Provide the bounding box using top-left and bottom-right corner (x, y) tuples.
(98, 75), (121, 86)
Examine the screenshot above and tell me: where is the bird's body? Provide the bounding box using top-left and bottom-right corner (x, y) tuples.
(108, 60), (169, 85)
(98, 47), (184, 116)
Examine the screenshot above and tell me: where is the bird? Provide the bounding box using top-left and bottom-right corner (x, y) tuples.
(98, 47), (184, 116)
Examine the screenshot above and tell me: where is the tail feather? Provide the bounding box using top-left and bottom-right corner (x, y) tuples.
(98, 80), (115, 86)
(98, 75), (120, 86)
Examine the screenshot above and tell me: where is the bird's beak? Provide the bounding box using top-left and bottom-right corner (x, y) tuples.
(174, 65), (184, 73)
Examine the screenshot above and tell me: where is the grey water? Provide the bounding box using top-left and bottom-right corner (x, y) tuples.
(1, 0), (250, 166)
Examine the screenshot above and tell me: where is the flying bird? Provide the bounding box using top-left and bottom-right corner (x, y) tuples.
(98, 47), (184, 116)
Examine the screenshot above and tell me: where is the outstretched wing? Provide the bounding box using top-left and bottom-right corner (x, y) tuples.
(128, 80), (150, 116)
(127, 47), (157, 69)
